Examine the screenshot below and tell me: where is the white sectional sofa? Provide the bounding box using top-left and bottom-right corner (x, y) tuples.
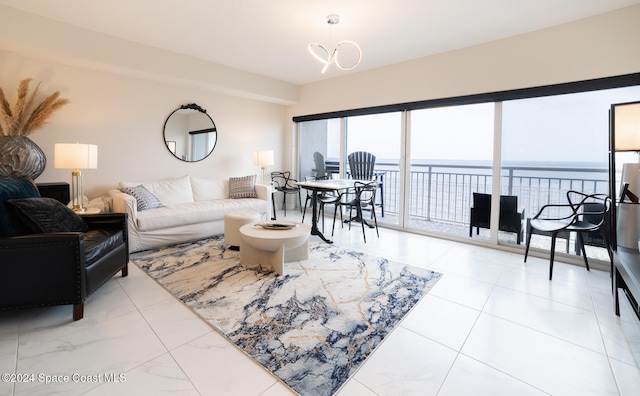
(109, 175), (271, 252)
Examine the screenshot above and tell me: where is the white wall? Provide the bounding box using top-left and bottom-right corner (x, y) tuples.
(0, 5), (298, 106)
(282, 5), (640, 174)
(287, 5), (640, 117)
(0, 52), (286, 198)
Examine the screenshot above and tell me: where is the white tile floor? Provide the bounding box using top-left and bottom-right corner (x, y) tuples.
(2, 209), (640, 395)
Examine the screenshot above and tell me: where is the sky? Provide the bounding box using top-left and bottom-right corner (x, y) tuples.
(325, 85), (640, 166)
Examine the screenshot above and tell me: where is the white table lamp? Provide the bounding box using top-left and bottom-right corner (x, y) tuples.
(255, 150), (274, 184)
(54, 143), (98, 212)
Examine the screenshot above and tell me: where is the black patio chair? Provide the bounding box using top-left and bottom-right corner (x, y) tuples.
(348, 151), (376, 180)
(469, 193), (525, 244)
(313, 152), (330, 179)
(574, 201), (611, 255)
(347, 151), (384, 217)
(524, 190), (612, 280)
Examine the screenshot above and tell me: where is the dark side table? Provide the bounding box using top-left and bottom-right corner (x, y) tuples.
(36, 182), (70, 205)
(613, 247), (640, 320)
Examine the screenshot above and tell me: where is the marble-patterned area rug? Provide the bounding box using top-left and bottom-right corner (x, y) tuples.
(130, 236), (442, 396)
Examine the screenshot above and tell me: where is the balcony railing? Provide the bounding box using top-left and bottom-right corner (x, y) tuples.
(315, 160), (610, 258)
(369, 161), (610, 227)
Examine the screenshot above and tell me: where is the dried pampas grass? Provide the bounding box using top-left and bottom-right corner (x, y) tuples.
(0, 78), (70, 137)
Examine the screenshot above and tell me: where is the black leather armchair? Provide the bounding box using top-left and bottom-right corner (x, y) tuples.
(0, 178), (129, 321)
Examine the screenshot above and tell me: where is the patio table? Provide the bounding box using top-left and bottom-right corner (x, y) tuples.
(296, 178), (371, 244)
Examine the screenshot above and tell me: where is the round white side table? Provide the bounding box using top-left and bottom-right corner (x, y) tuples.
(239, 222), (310, 275)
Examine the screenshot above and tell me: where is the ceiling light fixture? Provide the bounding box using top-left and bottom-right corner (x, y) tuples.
(308, 14), (362, 74)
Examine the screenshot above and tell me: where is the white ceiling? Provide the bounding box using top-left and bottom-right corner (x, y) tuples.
(1, 0), (639, 85)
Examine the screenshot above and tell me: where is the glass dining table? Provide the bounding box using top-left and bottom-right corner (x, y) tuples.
(295, 178), (373, 244)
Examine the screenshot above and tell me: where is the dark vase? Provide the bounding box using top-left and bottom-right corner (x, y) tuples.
(0, 136), (47, 179)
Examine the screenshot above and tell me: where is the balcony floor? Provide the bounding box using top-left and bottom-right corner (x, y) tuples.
(312, 207), (611, 263)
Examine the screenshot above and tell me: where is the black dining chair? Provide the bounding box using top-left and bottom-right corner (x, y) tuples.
(270, 171), (302, 217)
(524, 190), (612, 280)
(331, 181), (379, 243)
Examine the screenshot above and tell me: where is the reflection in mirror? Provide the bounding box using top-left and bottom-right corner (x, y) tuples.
(163, 103), (217, 162)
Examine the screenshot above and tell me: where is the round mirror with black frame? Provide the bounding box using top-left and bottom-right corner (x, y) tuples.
(163, 103), (217, 162)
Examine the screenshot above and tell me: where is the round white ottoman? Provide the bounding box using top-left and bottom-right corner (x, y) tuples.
(224, 210), (262, 250)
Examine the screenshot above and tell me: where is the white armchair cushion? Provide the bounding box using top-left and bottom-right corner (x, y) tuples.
(191, 177), (226, 201)
(136, 199), (268, 231)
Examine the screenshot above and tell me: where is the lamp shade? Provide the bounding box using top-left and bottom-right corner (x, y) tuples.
(54, 143), (98, 169)
(255, 150), (274, 167)
(613, 101), (640, 151)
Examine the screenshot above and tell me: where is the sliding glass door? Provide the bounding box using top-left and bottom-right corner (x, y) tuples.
(298, 119), (341, 181)
(296, 80), (640, 256)
(345, 113), (402, 226)
(407, 103), (495, 238)
(502, 85), (640, 253)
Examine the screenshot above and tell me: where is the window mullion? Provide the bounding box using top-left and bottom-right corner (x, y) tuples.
(490, 102), (503, 244)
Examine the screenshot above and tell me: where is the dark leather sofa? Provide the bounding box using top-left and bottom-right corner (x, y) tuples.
(0, 177), (129, 320)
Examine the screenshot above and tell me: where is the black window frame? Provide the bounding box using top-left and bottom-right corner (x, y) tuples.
(293, 73), (640, 122)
